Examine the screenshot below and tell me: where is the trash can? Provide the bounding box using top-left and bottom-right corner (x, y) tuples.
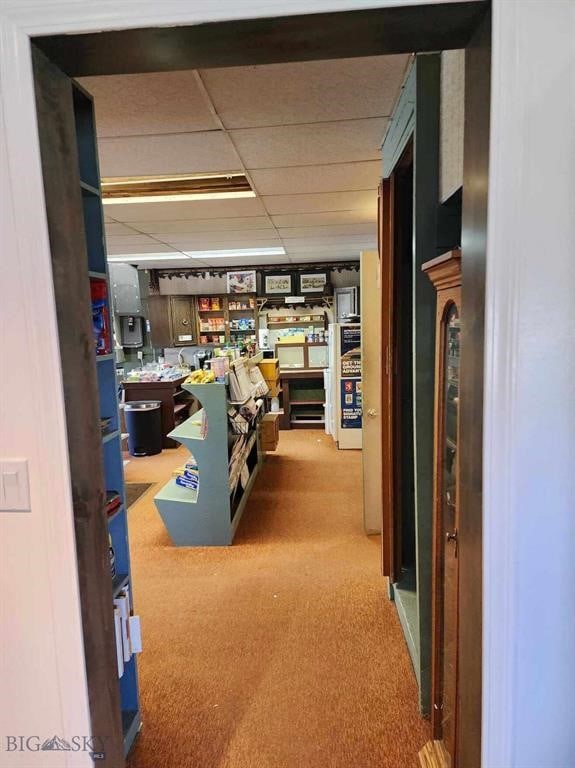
(124, 401), (162, 456)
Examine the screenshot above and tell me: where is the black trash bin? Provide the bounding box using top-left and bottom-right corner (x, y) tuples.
(124, 401), (162, 456)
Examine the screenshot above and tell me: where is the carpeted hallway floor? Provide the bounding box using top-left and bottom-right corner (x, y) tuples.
(125, 430), (429, 768)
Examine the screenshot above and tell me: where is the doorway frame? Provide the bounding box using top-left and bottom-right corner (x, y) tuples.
(1, 2), (550, 767)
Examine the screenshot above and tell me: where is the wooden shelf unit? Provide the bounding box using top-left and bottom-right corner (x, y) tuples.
(278, 369), (326, 430)
(197, 293), (258, 346)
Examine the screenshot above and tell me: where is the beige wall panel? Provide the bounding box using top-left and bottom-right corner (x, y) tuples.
(440, 49), (465, 202)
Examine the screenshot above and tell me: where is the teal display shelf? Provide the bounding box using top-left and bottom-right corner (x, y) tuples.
(155, 381), (262, 546)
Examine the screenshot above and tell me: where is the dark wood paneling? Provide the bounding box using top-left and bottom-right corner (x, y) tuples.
(413, 53), (442, 718)
(458, 8), (491, 768)
(35, 2), (487, 77)
(379, 178), (394, 580)
(32, 47), (124, 766)
(147, 294), (173, 348)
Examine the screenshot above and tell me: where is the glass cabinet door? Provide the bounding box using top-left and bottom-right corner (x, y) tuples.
(443, 303), (460, 525)
(440, 301), (460, 754)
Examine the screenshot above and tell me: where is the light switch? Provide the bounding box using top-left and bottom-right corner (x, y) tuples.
(0, 460), (31, 512)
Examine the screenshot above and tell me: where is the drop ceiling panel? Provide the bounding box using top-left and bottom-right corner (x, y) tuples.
(277, 223), (376, 238)
(250, 161), (381, 196)
(157, 229), (281, 248)
(271, 210), (376, 228)
(289, 253), (359, 263)
(128, 217), (274, 234)
(285, 245), (365, 255)
(106, 234), (161, 248)
(79, 72), (218, 137)
(200, 55), (410, 128)
(106, 242), (176, 255)
(104, 222), (140, 237)
(282, 235), (376, 247)
(231, 118), (387, 169)
(161, 234), (282, 249)
(97, 131), (239, 177)
(105, 196), (267, 223)
(263, 190), (377, 216)
(190, 255), (290, 268)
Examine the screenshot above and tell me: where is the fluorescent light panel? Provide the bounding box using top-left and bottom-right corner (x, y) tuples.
(104, 191), (255, 204)
(185, 247), (285, 259)
(107, 254), (190, 262)
(101, 172), (254, 205)
(107, 247), (286, 263)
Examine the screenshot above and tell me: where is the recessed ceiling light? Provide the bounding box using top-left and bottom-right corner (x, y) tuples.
(107, 254), (191, 262)
(101, 173), (255, 205)
(184, 247), (286, 259)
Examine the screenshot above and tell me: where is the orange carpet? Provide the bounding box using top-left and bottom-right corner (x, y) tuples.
(125, 431), (429, 768)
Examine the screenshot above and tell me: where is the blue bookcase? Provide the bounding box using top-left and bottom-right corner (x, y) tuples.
(72, 81), (141, 756)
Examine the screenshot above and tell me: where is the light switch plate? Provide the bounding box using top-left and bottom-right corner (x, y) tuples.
(0, 460), (31, 512)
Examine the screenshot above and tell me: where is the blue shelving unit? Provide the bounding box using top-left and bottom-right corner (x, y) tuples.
(72, 81), (141, 756)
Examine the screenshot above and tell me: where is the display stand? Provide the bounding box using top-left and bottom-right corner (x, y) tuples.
(154, 380), (263, 546)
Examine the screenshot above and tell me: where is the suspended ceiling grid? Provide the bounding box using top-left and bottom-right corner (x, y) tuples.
(79, 54), (411, 268)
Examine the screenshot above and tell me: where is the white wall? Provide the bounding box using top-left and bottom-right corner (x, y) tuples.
(482, 2), (575, 765)
(1, 1), (575, 766)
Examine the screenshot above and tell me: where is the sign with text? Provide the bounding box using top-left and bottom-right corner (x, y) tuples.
(341, 378), (362, 429)
(340, 325), (361, 377)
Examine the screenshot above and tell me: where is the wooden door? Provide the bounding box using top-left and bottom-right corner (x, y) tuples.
(421, 251), (462, 768)
(171, 296), (195, 345)
(360, 250), (383, 535)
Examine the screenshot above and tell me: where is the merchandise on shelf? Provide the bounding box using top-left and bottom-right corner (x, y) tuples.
(90, 278), (112, 355)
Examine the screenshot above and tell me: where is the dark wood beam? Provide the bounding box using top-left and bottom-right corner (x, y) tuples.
(458, 7), (491, 767)
(34, 2), (487, 77)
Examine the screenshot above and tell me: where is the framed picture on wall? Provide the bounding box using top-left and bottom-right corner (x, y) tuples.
(298, 271), (328, 293)
(226, 270), (256, 294)
(264, 273), (293, 295)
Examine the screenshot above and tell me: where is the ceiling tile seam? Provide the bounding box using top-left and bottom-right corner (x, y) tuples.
(96, 115), (392, 142)
(193, 70), (293, 264)
(105, 215), (192, 259)
(260, 188), (378, 197)
(244, 159), (383, 172)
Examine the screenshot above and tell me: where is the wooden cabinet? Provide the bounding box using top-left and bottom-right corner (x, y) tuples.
(147, 295), (172, 348)
(170, 296), (197, 346)
(147, 294), (258, 349)
(421, 248), (461, 768)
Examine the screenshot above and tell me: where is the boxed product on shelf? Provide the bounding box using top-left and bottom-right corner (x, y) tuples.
(90, 278), (112, 355)
(258, 359), (279, 382)
(261, 412), (280, 451)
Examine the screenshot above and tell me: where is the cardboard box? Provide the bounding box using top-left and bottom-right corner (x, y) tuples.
(261, 412), (280, 450)
(258, 359), (279, 380)
(266, 381), (281, 397)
